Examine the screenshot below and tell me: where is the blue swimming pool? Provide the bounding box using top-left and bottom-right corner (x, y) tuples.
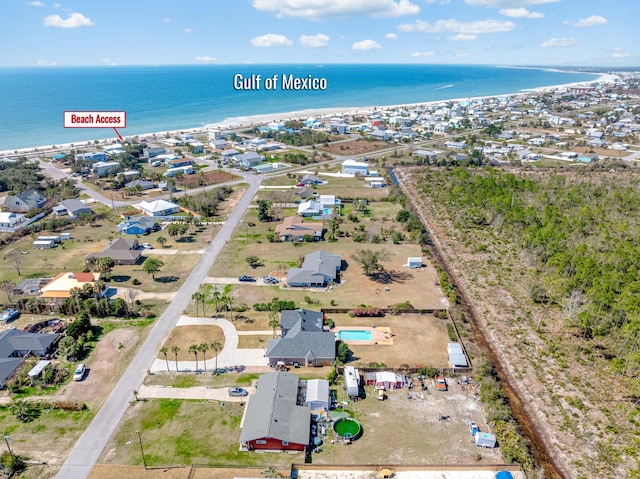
(338, 329), (372, 341)
(324, 208), (332, 215)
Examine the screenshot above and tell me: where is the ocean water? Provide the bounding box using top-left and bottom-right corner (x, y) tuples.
(0, 64), (597, 151)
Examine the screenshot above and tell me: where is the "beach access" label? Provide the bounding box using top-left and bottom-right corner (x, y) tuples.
(64, 111), (126, 128)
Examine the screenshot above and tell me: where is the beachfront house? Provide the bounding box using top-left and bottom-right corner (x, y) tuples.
(265, 309), (335, 367)
(75, 151), (108, 162)
(341, 159), (369, 176)
(239, 371), (310, 452)
(4, 189), (46, 213)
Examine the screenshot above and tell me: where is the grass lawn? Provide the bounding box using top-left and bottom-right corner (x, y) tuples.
(144, 372), (260, 389)
(110, 253), (201, 293)
(158, 325), (225, 362)
(101, 399), (299, 468)
(236, 334), (272, 349)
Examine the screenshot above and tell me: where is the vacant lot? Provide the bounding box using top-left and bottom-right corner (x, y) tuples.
(317, 139), (390, 156)
(158, 325), (226, 362)
(175, 170), (237, 189)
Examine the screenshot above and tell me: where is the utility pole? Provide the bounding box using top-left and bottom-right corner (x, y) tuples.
(3, 435), (14, 459)
(136, 430), (147, 469)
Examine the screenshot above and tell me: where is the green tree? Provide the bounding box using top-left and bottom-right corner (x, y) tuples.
(351, 248), (392, 276)
(210, 341), (222, 373)
(268, 311), (280, 338)
(9, 399), (38, 422)
(245, 255), (261, 268)
(336, 340), (351, 364)
(171, 345), (180, 372)
(191, 290), (205, 316)
(66, 311), (91, 340)
(198, 343), (210, 371)
(257, 200), (272, 222)
(189, 344), (199, 371)
(0, 451), (26, 475)
(160, 346), (169, 372)
(142, 258), (164, 280)
(156, 236), (167, 248)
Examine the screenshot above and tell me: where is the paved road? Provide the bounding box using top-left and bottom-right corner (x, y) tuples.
(56, 175), (262, 479)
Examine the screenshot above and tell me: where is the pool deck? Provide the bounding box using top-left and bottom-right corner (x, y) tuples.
(333, 326), (393, 345)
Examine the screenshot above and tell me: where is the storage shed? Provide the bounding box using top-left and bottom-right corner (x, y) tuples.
(33, 240), (56, 249)
(407, 257), (423, 269)
(28, 360), (51, 381)
(475, 432), (497, 448)
(305, 379), (330, 411)
(447, 342), (468, 367)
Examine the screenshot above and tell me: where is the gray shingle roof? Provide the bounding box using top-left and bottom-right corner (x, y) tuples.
(280, 309), (323, 333)
(0, 330), (60, 358)
(59, 198), (92, 215)
(301, 250), (341, 280)
(265, 332), (335, 362)
(239, 372), (310, 445)
(0, 358), (23, 386)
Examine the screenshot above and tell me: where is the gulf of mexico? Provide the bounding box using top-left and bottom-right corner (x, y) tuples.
(0, 64), (596, 151)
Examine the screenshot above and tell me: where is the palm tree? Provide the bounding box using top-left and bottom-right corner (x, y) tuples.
(198, 343), (210, 371)
(171, 345), (180, 372)
(160, 347), (169, 372)
(191, 291), (205, 316)
(189, 344), (199, 371)
(268, 310), (280, 338)
(156, 236), (167, 248)
(210, 288), (222, 314)
(210, 341), (222, 373)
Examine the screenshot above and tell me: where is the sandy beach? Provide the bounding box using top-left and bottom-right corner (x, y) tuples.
(0, 72), (617, 157)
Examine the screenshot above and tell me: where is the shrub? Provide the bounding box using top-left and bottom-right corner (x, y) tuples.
(132, 278), (141, 285)
(352, 307), (384, 317)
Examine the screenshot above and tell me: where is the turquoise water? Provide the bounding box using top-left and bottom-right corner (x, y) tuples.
(0, 64), (597, 150)
(339, 329), (372, 341)
(323, 208), (332, 215)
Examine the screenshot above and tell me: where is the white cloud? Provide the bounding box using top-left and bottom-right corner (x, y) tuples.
(36, 59), (56, 66)
(53, 2), (61, 8)
(411, 51), (435, 57)
(399, 18), (515, 34)
(25, 1), (45, 6)
(43, 12), (94, 28)
(353, 39), (382, 50)
(300, 33), (330, 47)
(184, 27), (193, 33)
(251, 0), (419, 20)
(449, 33), (477, 41)
(465, 0), (558, 6)
(571, 15), (607, 27)
(251, 34), (294, 47)
(99, 58), (117, 66)
(194, 55), (217, 63)
(540, 37), (576, 48)
(162, 17), (170, 23)
(386, 33), (398, 40)
(499, 7), (543, 18)
(454, 50), (471, 57)
(610, 49), (631, 60)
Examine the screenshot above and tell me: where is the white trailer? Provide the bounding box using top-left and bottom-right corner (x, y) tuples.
(343, 366), (360, 397)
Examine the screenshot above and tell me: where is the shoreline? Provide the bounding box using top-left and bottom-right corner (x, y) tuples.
(0, 72), (617, 157)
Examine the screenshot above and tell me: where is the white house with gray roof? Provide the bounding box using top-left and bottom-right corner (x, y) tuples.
(239, 371), (310, 451)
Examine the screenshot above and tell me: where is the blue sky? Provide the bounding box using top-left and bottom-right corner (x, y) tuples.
(3, 0), (636, 67)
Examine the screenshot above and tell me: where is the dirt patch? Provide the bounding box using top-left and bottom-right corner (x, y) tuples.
(317, 139), (390, 156)
(160, 325), (225, 361)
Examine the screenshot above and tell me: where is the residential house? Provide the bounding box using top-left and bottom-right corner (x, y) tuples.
(121, 170), (140, 182)
(444, 141), (467, 150)
(139, 199), (181, 217)
(299, 174), (325, 186)
(92, 161), (121, 177)
(163, 138), (183, 147)
(274, 216), (324, 242)
(266, 309), (335, 367)
(187, 141), (204, 154)
(209, 139), (227, 150)
(4, 189), (46, 213)
(0, 330), (62, 388)
(103, 144), (125, 155)
(369, 129), (390, 141)
(0, 212), (26, 230)
(52, 199), (93, 218)
(329, 122), (348, 134)
(75, 151), (108, 162)
(84, 238), (142, 265)
(40, 272), (106, 299)
(341, 159), (369, 176)
(220, 149), (239, 162)
(433, 122), (449, 134)
(413, 150), (440, 161)
(143, 145), (166, 158)
(164, 165), (194, 177)
(286, 250), (342, 287)
(239, 371), (310, 452)
(296, 186), (316, 200)
(166, 158), (194, 169)
(235, 152), (263, 169)
(297, 200), (322, 217)
(125, 179), (155, 190)
(117, 216), (159, 235)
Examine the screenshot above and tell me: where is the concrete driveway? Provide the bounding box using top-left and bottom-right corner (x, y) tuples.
(148, 316), (270, 373)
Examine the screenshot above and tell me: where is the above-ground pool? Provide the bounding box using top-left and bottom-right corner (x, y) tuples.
(323, 208), (332, 215)
(333, 417), (363, 440)
(338, 329), (372, 341)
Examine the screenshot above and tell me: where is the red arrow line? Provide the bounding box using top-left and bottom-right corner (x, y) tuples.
(113, 127), (123, 141)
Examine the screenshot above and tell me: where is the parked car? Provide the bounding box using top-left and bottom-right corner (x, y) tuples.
(228, 387), (248, 397)
(468, 421), (479, 435)
(238, 275), (256, 282)
(73, 363), (86, 381)
(151, 161), (163, 167)
(436, 376), (447, 391)
(142, 243), (154, 249)
(263, 276), (279, 284)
